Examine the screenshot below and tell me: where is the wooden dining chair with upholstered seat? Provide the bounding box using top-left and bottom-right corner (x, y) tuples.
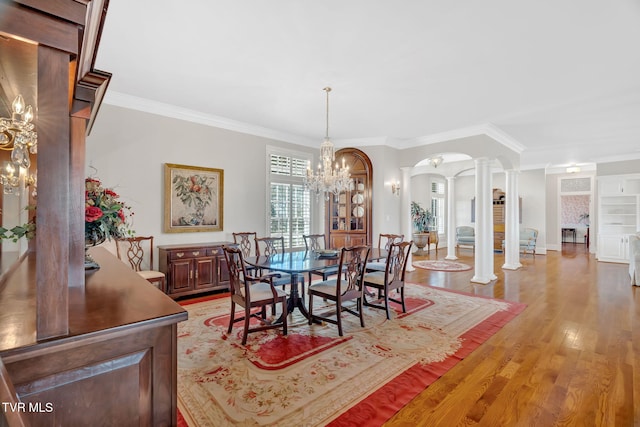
(233, 232), (257, 258)
(115, 236), (166, 292)
(233, 231), (257, 272)
(366, 233), (404, 272)
(222, 246), (287, 345)
(308, 245), (370, 336)
(255, 236), (305, 290)
(303, 234), (341, 284)
(363, 240), (413, 320)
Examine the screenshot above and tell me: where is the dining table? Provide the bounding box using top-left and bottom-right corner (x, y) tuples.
(244, 248), (388, 321)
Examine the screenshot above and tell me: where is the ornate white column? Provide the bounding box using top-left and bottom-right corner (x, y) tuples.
(502, 169), (522, 270)
(471, 158), (496, 284)
(401, 167), (414, 271)
(445, 176), (458, 260)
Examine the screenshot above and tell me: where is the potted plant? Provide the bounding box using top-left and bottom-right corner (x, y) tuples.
(411, 201), (434, 255)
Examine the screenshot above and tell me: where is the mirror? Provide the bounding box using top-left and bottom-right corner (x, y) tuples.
(0, 35), (37, 274)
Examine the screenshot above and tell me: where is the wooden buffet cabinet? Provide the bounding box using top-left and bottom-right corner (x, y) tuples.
(0, 2), (187, 426)
(159, 242), (234, 298)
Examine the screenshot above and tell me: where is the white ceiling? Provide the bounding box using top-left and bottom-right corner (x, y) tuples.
(95, 0), (640, 169)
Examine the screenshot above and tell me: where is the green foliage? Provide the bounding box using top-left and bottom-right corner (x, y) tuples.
(172, 174), (214, 209)
(0, 206), (36, 242)
(411, 201), (434, 233)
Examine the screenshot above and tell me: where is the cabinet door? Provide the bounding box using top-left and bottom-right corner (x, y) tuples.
(195, 257), (216, 289)
(349, 235), (367, 247)
(599, 176), (624, 195)
(217, 255), (231, 286)
(598, 234), (626, 262)
(170, 259), (193, 293)
(330, 234), (348, 249)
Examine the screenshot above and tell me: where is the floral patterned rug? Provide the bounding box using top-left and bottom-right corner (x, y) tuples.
(412, 260), (473, 271)
(177, 283), (525, 426)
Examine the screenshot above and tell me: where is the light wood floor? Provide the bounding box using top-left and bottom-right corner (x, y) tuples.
(384, 244), (639, 427)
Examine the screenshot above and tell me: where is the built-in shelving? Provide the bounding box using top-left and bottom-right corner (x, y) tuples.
(597, 175), (640, 263)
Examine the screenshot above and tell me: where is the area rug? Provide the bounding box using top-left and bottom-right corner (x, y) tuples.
(177, 283), (525, 426)
(412, 260), (472, 271)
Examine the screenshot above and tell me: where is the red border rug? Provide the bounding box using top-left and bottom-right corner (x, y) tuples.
(413, 260), (472, 271)
(177, 283), (525, 426)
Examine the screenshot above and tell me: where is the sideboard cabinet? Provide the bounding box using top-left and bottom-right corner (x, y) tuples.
(159, 242), (234, 298)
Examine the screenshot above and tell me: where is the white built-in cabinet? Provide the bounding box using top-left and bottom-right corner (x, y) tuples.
(597, 175), (640, 263)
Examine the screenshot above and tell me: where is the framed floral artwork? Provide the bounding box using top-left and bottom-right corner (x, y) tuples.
(164, 163), (224, 233)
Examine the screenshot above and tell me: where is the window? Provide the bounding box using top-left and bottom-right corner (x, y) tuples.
(268, 150), (312, 248)
(431, 181), (445, 234)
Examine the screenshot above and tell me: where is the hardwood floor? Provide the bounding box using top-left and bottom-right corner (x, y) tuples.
(385, 245), (639, 427)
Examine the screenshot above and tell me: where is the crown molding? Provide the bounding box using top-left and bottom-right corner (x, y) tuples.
(395, 123), (525, 154)
(102, 91), (314, 146)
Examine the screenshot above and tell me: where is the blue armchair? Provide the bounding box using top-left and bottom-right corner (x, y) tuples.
(456, 226), (475, 252)
(520, 228), (538, 256)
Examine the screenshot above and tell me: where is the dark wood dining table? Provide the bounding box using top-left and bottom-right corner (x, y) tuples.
(245, 248), (388, 321)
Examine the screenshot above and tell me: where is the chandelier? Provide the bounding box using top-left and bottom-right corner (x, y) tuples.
(304, 87), (353, 200)
(427, 155), (444, 168)
(0, 94), (38, 170)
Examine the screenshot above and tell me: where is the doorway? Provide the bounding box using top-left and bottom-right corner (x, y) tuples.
(559, 176), (593, 253)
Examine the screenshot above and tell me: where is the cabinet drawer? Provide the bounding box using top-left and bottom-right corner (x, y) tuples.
(207, 247), (224, 256)
(169, 250), (204, 260)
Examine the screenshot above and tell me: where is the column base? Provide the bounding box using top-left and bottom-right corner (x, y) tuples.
(470, 275), (492, 284)
(502, 262), (522, 270)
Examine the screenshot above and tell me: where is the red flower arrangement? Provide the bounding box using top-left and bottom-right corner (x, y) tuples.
(85, 177), (133, 244)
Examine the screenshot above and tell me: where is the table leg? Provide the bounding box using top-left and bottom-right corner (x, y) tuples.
(275, 272), (320, 324)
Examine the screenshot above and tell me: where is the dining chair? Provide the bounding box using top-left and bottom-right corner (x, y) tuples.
(303, 234), (341, 284)
(308, 245), (370, 336)
(366, 233), (404, 272)
(115, 236), (166, 292)
(223, 246), (287, 345)
(362, 240), (413, 320)
(233, 231), (258, 273)
(255, 236), (305, 314)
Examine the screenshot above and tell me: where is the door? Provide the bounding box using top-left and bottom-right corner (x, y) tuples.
(170, 258), (193, 292)
(195, 257), (216, 289)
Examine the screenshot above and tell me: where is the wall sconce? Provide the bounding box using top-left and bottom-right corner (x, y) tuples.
(0, 94), (38, 169)
(427, 155), (444, 168)
(391, 181), (401, 196)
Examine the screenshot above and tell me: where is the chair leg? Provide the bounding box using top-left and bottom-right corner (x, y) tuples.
(281, 298), (288, 336)
(399, 287), (406, 314)
(308, 293), (314, 325)
(358, 298), (365, 328)
(242, 305), (251, 345)
(227, 301), (236, 334)
(336, 298), (344, 336)
(383, 289), (391, 320)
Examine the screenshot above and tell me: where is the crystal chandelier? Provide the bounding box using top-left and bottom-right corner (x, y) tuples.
(0, 94), (38, 170)
(304, 87), (353, 201)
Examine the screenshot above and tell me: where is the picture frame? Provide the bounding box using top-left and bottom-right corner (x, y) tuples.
(164, 163), (224, 233)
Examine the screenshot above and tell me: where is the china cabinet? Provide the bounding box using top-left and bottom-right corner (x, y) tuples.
(325, 148), (372, 248)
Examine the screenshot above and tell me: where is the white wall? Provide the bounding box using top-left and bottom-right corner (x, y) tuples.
(86, 104), (315, 261)
(454, 169), (547, 253)
(363, 145), (403, 240)
(87, 104), (553, 267)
